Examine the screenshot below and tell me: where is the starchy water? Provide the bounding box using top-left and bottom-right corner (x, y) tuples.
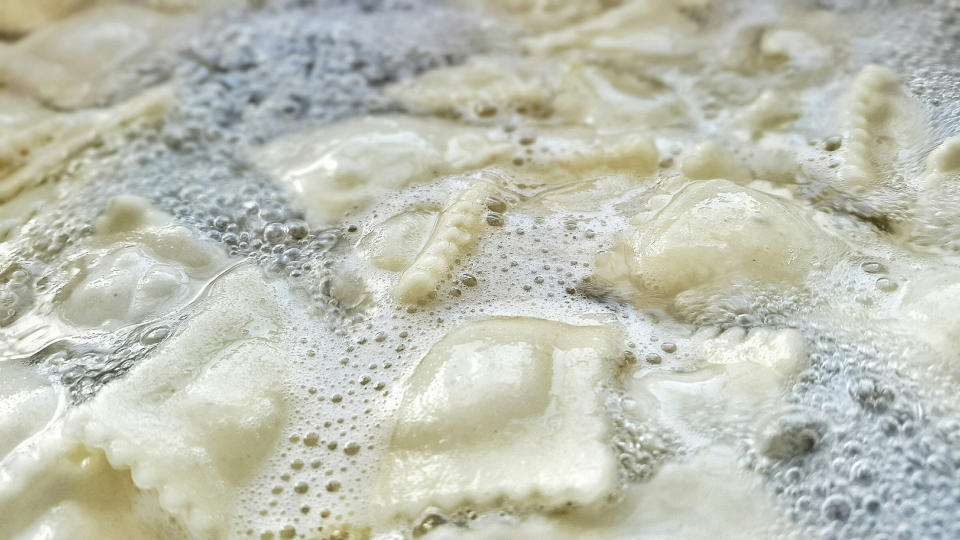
(0, 1), (959, 539)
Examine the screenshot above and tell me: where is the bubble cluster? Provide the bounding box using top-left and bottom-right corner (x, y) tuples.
(755, 325), (960, 540)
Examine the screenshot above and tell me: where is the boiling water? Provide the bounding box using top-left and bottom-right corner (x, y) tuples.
(0, 1), (959, 539)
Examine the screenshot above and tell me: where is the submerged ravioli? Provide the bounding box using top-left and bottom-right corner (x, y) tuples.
(392, 180), (500, 303)
(386, 55), (686, 129)
(59, 195), (230, 331)
(257, 115), (513, 226)
(629, 327), (808, 447)
(595, 179), (839, 303)
(381, 317), (622, 515)
(838, 65), (926, 194)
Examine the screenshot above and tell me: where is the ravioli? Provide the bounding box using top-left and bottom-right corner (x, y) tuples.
(69, 265), (297, 537)
(386, 55), (687, 129)
(380, 317), (622, 515)
(521, 0), (703, 59)
(58, 195), (229, 331)
(256, 115), (513, 226)
(0, 432), (187, 540)
(0, 360), (61, 461)
(594, 179), (840, 304)
(425, 446), (781, 540)
(392, 179), (501, 303)
(0, 0), (90, 36)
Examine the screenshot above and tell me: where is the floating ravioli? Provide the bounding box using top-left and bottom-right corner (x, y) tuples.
(521, 0), (702, 59)
(595, 179), (839, 303)
(381, 317), (622, 515)
(0, 360), (60, 461)
(0, 5), (182, 108)
(59, 195), (230, 331)
(911, 137), (960, 251)
(69, 266), (297, 537)
(257, 115), (513, 226)
(358, 208), (439, 274)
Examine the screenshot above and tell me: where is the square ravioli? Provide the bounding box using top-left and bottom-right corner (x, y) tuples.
(380, 317), (622, 516)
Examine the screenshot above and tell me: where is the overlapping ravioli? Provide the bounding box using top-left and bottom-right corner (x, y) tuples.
(595, 179), (840, 304)
(380, 317), (622, 515)
(58, 195), (230, 331)
(257, 115), (513, 226)
(68, 265), (297, 537)
(0, 86), (173, 237)
(0, 5), (183, 108)
(0, 428), (188, 540)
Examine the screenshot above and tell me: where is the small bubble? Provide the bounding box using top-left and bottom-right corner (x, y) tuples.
(876, 277), (898, 292)
(821, 494), (852, 521)
(264, 222), (287, 243)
